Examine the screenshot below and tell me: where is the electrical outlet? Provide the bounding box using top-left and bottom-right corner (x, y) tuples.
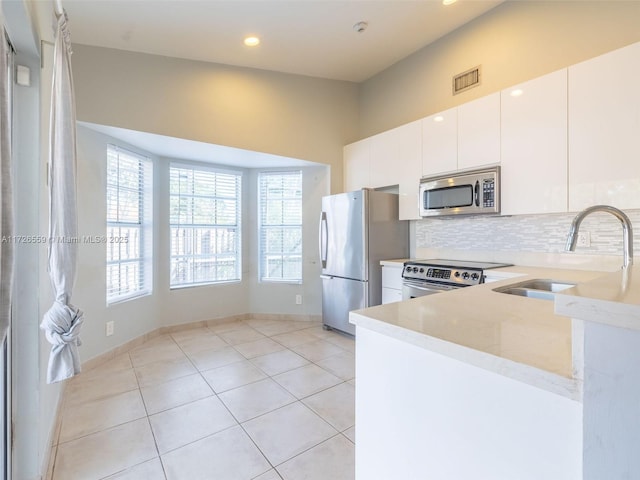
(106, 321), (114, 336)
(295, 294), (303, 305)
(577, 231), (591, 247)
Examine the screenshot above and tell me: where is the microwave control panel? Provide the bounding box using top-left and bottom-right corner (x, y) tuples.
(482, 179), (495, 208)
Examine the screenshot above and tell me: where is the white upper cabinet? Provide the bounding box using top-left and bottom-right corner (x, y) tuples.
(458, 93), (501, 170)
(370, 128), (401, 188)
(396, 120), (422, 220)
(568, 42), (640, 211)
(343, 138), (371, 192)
(344, 121), (421, 219)
(501, 69), (568, 215)
(422, 108), (457, 177)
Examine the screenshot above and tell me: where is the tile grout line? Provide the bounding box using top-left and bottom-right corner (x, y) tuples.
(53, 319), (354, 479)
(159, 323), (276, 470)
(133, 345), (170, 480)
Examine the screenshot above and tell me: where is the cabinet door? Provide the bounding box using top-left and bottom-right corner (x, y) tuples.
(397, 121), (422, 220)
(381, 264), (403, 290)
(422, 108), (457, 177)
(370, 128), (399, 188)
(381, 263), (404, 305)
(501, 69), (568, 215)
(381, 287), (403, 305)
(343, 138), (371, 192)
(568, 42), (640, 211)
(458, 93), (501, 170)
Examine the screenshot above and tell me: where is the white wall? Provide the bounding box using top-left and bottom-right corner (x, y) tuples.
(3, 1), (61, 478)
(155, 156), (252, 329)
(75, 125), (254, 359)
(68, 44), (357, 195)
(13, 39), (51, 480)
(75, 125), (329, 361)
(75, 126), (168, 359)
(247, 167), (329, 316)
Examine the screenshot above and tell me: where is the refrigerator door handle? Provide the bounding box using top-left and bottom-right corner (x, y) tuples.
(319, 211), (328, 269)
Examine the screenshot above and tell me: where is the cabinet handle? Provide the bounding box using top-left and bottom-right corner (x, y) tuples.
(319, 212), (328, 269)
(474, 180), (480, 207)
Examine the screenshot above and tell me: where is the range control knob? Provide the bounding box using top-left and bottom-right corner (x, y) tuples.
(419, 268), (425, 273)
(462, 272), (470, 279)
(454, 271), (460, 278)
(412, 267), (419, 273)
(471, 273), (480, 281)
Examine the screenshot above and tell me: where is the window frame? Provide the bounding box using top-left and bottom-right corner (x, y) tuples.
(106, 144), (153, 305)
(258, 170), (303, 284)
(169, 163), (242, 289)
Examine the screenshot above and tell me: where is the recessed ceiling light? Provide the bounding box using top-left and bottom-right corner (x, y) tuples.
(443, 0), (457, 5)
(244, 36), (260, 47)
(434, 115), (444, 122)
(510, 89), (524, 97)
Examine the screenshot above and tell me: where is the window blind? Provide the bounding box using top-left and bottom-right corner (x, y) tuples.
(169, 164), (242, 287)
(106, 145), (153, 303)
(258, 171), (302, 283)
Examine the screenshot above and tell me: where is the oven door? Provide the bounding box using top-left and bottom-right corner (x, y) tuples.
(401, 280), (456, 300)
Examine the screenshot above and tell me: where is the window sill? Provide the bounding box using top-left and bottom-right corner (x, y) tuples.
(169, 279), (242, 290)
(107, 290), (152, 306)
(259, 279), (303, 285)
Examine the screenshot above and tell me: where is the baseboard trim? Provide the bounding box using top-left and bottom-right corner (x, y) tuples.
(80, 313), (321, 372)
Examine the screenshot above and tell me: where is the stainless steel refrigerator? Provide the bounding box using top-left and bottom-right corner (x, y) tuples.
(319, 189), (409, 335)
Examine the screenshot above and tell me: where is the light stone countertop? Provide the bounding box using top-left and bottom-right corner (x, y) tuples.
(379, 258), (410, 266)
(350, 266), (610, 400)
(555, 265), (640, 330)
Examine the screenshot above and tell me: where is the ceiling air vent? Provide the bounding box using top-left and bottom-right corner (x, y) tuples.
(453, 66), (481, 95)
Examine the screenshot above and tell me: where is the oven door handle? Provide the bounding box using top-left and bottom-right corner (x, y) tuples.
(402, 280), (455, 293)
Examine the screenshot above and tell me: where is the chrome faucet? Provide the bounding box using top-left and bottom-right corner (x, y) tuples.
(566, 205), (634, 269)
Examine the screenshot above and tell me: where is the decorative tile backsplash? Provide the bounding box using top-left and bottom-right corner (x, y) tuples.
(415, 210), (640, 255)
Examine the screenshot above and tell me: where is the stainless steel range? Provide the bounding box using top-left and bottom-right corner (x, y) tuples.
(401, 259), (512, 300)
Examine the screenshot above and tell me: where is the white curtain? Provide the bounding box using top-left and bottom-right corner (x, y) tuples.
(40, 10), (84, 384)
(0, 31), (13, 345)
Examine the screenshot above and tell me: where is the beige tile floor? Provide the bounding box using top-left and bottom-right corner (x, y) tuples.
(48, 319), (356, 480)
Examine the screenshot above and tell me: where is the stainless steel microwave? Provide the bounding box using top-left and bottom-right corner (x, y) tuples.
(419, 166), (500, 217)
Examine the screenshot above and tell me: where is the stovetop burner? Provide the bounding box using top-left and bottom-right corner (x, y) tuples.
(402, 259), (512, 287)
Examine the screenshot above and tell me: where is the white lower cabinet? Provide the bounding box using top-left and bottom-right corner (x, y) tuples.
(381, 261), (404, 304)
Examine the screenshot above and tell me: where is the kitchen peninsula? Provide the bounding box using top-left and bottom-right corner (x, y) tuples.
(350, 265), (640, 480)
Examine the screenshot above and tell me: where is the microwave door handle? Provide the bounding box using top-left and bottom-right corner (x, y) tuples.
(474, 181), (480, 207)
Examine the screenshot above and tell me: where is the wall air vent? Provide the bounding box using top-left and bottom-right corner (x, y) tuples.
(453, 66), (481, 95)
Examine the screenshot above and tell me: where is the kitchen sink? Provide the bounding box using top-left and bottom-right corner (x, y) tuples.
(492, 279), (576, 301)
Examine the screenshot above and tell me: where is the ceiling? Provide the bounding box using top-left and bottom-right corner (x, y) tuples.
(63, 0), (504, 83)
(80, 122), (319, 168)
